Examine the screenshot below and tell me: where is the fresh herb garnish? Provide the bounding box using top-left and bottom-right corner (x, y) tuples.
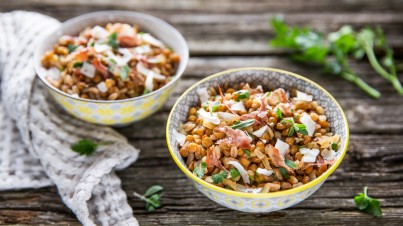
(67, 44), (78, 53)
(143, 88), (150, 95)
(234, 90), (250, 101)
(279, 167), (290, 179)
(354, 186), (382, 217)
(230, 168), (240, 179)
(133, 185), (164, 212)
(244, 149), (251, 158)
(331, 142), (338, 151)
(276, 107), (283, 120)
(280, 118), (308, 136)
(109, 58), (117, 65)
(193, 162), (207, 178)
(231, 119), (255, 130)
(285, 159), (297, 169)
(270, 16), (403, 98)
(120, 65), (130, 80)
(70, 139), (112, 156)
(212, 171), (228, 184)
(211, 101), (220, 112)
(73, 62), (83, 68)
(107, 32), (119, 49)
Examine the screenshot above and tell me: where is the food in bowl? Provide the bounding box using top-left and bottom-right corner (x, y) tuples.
(175, 83), (341, 193)
(41, 23), (180, 100)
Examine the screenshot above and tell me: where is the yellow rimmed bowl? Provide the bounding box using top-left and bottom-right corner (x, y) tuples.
(33, 11), (189, 126)
(166, 67), (349, 212)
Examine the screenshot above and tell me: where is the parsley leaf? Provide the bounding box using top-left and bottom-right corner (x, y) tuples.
(71, 139), (98, 156)
(285, 159), (297, 169)
(244, 149), (251, 158)
(211, 101), (220, 112)
(331, 142), (338, 151)
(212, 171), (228, 184)
(276, 107), (283, 120)
(133, 185), (164, 212)
(73, 62), (83, 68)
(231, 119), (255, 130)
(279, 167), (290, 180)
(193, 162), (207, 178)
(281, 118), (308, 136)
(354, 186), (382, 217)
(294, 123), (308, 135)
(230, 168), (240, 179)
(143, 87), (150, 95)
(67, 44), (78, 53)
(120, 65), (130, 80)
(234, 90), (250, 101)
(107, 32), (119, 49)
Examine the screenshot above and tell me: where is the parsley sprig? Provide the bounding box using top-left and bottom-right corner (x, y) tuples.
(212, 171), (228, 184)
(193, 162), (207, 178)
(133, 185), (164, 212)
(280, 118), (308, 136)
(354, 186), (382, 217)
(270, 16), (403, 98)
(107, 32), (119, 49)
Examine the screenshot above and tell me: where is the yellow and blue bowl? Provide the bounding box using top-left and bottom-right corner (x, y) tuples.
(166, 67), (349, 212)
(33, 11), (189, 126)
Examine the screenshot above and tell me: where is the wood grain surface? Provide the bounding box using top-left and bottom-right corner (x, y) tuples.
(1, 0), (403, 225)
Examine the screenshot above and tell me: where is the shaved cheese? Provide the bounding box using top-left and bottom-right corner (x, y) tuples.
(91, 26), (109, 39)
(120, 24), (135, 37)
(197, 108), (220, 125)
(145, 70), (154, 91)
(299, 148), (320, 163)
(196, 87), (209, 104)
(231, 101), (246, 112)
(252, 125), (268, 138)
(138, 33), (165, 48)
(136, 62), (166, 80)
(173, 130), (186, 146)
(133, 45), (152, 55)
(321, 148), (337, 160)
(71, 93), (79, 98)
(294, 90), (313, 101)
(80, 62), (95, 78)
(147, 54), (166, 64)
(217, 112), (238, 122)
(228, 161), (250, 184)
(275, 139), (289, 156)
(94, 43), (111, 53)
(256, 168), (273, 176)
(106, 50), (132, 66)
(97, 82), (107, 93)
(257, 111), (268, 118)
(300, 113), (316, 136)
(47, 67), (61, 81)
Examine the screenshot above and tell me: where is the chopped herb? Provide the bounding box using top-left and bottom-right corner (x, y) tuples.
(193, 162), (207, 178)
(202, 101), (209, 110)
(285, 159), (297, 169)
(107, 32), (119, 49)
(71, 139), (98, 156)
(354, 186), (382, 217)
(234, 90), (250, 101)
(211, 101), (220, 112)
(133, 185), (164, 212)
(231, 119), (255, 130)
(67, 44), (78, 53)
(281, 118), (308, 136)
(120, 65), (130, 80)
(73, 62), (83, 68)
(244, 149), (251, 158)
(230, 168), (240, 179)
(139, 31), (145, 35)
(279, 167), (290, 179)
(255, 172), (262, 183)
(109, 58), (117, 65)
(294, 123), (308, 135)
(143, 88), (151, 95)
(276, 107), (283, 120)
(212, 171), (228, 184)
(288, 125), (295, 137)
(263, 92), (271, 97)
(331, 142), (338, 151)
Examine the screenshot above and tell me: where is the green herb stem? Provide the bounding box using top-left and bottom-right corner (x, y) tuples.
(340, 72), (381, 98)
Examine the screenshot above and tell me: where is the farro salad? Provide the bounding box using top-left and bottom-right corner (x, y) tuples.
(174, 83), (341, 193)
(41, 23), (180, 100)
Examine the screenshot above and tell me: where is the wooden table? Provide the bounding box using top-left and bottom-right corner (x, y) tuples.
(1, 0), (403, 225)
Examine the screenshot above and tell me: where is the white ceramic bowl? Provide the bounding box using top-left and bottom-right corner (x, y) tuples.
(34, 11), (189, 126)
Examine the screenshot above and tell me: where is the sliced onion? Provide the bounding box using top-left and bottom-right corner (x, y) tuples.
(196, 87), (209, 104)
(138, 33), (165, 48)
(300, 113), (316, 136)
(197, 108), (220, 125)
(133, 45), (152, 55)
(173, 130), (186, 146)
(145, 70), (154, 91)
(321, 148), (336, 160)
(97, 82), (107, 93)
(252, 125), (267, 138)
(47, 67), (61, 81)
(217, 112), (238, 122)
(80, 62), (95, 78)
(94, 43), (111, 53)
(91, 26), (109, 39)
(234, 184), (262, 193)
(136, 62), (166, 80)
(228, 161), (250, 184)
(256, 168), (273, 176)
(299, 148), (320, 163)
(231, 101), (246, 112)
(275, 139), (289, 156)
(294, 90), (313, 102)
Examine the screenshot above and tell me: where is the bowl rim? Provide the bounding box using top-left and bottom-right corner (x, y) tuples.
(33, 10), (189, 103)
(166, 67), (350, 198)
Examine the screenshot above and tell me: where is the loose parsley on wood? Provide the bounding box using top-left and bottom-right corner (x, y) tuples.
(270, 16), (403, 98)
(354, 186), (382, 217)
(70, 139), (112, 156)
(133, 185), (164, 212)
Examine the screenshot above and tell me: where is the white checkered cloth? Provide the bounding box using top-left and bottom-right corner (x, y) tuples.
(0, 11), (139, 226)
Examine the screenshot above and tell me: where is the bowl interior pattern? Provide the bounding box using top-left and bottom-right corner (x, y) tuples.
(167, 68), (349, 212)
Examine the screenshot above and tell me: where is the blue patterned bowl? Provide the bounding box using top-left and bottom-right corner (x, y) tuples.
(166, 67), (349, 212)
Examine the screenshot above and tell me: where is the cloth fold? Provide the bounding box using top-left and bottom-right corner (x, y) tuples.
(0, 11), (139, 226)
